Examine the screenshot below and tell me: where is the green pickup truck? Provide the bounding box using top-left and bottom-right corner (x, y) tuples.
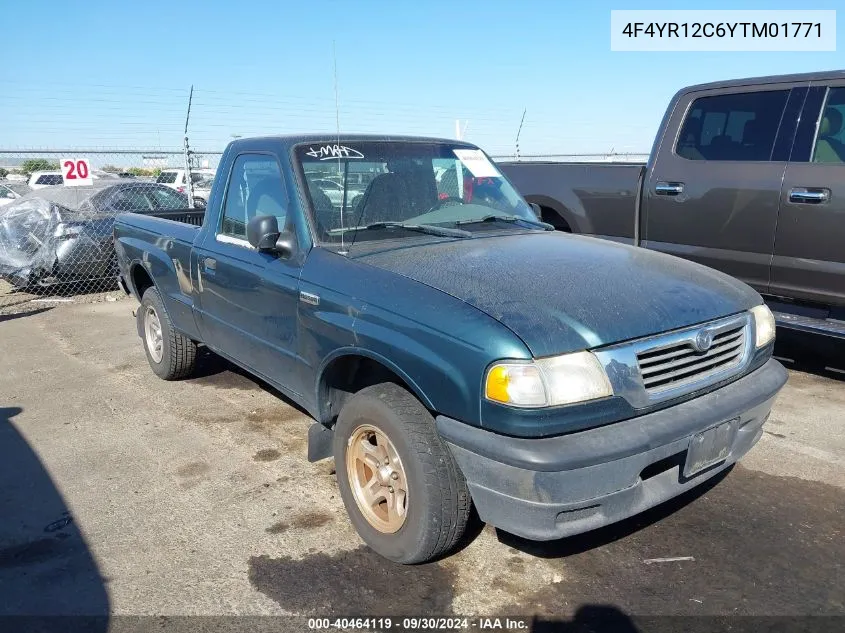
(115, 134), (786, 563)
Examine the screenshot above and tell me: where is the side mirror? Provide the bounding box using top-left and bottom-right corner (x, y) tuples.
(246, 214), (294, 257)
(529, 202), (542, 221)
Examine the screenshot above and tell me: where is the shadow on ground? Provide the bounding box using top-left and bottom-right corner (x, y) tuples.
(529, 605), (638, 632)
(497, 465), (844, 617)
(0, 306), (53, 323)
(497, 467), (730, 559)
(0, 406), (109, 628)
(188, 347), (312, 418)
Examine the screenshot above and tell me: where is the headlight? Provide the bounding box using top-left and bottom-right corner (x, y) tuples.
(485, 351), (613, 408)
(750, 304), (776, 348)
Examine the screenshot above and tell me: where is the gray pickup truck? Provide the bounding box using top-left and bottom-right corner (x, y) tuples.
(501, 70), (845, 341)
(114, 134), (786, 563)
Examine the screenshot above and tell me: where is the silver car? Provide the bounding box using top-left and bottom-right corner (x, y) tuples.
(0, 182), (32, 207)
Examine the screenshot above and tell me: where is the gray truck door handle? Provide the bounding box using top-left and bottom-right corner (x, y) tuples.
(789, 188), (830, 204)
(655, 182), (684, 196)
(203, 257), (216, 271)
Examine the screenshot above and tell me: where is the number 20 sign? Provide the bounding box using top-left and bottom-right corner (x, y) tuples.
(60, 158), (93, 186)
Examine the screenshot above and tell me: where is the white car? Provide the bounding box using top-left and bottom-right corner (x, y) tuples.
(28, 171), (64, 189)
(192, 177), (214, 206)
(0, 182), (32, 206)
(155, 168), (216, 196)
(309, 178), (366, 208)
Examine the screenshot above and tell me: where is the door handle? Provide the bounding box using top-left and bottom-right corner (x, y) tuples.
(789, 188), (830, 204)
(203, 257), (217, 274)
(655, 182), (684, 196)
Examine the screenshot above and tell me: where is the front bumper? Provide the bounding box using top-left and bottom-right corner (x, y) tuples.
(436, 359), (787, 541)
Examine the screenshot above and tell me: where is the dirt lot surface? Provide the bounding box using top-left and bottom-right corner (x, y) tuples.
(1, 299), (843, 629)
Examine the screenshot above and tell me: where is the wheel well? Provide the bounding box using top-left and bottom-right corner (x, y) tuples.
(539, 205), (571, 232)
(318, 355), (419, 426)
(131, 264), (154, 299)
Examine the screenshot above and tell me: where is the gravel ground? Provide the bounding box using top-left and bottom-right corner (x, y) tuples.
(1, 300), (842, 631)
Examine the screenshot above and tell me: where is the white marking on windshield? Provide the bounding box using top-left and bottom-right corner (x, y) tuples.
(453, 149), (500, 178)
(305, 145), (365, 161)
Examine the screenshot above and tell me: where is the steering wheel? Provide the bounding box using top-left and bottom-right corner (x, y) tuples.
(425, 196), (464, 214)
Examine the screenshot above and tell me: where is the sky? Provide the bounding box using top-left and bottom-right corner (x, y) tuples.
(0, 0), (842, 160)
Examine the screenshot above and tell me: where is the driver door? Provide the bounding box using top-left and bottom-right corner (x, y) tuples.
(194, 152), (306, 398)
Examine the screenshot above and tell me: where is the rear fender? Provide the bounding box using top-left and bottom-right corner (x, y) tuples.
(120, 238), (200, 341)
(524, 194), (585, 233)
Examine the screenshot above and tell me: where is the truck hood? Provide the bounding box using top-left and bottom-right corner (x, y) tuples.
(352, 232), (761, 358)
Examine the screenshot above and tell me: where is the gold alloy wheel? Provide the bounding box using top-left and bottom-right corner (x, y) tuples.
(345, 424), (408, 533)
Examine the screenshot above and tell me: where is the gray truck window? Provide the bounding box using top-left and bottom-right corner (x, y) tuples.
(220, 154), (288, 240)
(676, 90), (789, 161)
(811, 88), (845, 164)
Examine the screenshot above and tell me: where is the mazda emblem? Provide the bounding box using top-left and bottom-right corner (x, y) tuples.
(693, 329), (714, 352)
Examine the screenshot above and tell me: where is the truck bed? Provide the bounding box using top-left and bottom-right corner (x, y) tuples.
(116, 211), (203, 243)
(114, 211), (202, 336)
(498, 161), (644, 242)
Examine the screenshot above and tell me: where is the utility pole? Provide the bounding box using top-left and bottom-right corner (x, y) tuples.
(183, 85), (195, 208)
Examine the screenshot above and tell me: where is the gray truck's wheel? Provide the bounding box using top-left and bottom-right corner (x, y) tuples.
(138, 287), (196, 380)
(334, 383), (471, 563)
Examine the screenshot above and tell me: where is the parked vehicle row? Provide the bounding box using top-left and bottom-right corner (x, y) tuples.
(500, 69), (845, 341)
(114, 134), (786, 565)
(0, 182), (32, 207)
(156, 168), (216, 203)
(0, 181), (200, 289)
(22, 169), (139, 190)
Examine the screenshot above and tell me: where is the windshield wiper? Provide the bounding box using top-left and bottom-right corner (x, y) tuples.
(335, 221), (472, 239)
(455, 214), (555, 231)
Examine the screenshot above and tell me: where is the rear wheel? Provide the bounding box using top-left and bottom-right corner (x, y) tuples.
(138, 287), (196, 380)
(540, 205), (571, 232)
(334, 383), (471, 563)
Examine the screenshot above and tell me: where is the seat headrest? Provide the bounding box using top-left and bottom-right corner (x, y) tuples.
(820, 108), (843, 137)
(247, 178), (286, 217)
(742, 119), (766, 144)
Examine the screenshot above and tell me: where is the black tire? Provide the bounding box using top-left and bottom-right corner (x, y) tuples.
(138, 286), (197, 380)
(333, 383), (471, 563)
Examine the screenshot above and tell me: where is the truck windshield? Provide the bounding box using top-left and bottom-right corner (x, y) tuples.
(295, 141), (537, 245)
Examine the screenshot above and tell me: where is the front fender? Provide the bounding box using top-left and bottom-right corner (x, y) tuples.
(300, 247), (532, 429)
(326, 302), (527, 427)
(316, 346), (437, 414)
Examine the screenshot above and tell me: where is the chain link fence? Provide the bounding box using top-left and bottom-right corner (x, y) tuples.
(0, 149), (221, 314)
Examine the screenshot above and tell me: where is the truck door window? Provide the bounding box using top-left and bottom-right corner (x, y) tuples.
(811, 88), (845, 164)
(220, 154), (288, 242)
(676, 90), (789, 161)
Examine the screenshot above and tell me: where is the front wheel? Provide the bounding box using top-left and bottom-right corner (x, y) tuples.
(334, 383), (471, 563)
(138, 287), (197, 380)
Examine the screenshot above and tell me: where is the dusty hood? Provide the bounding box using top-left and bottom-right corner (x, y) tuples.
(352, 232), (760, 358)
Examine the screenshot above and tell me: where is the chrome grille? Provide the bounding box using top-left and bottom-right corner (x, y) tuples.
(636, 322), (747, 393)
